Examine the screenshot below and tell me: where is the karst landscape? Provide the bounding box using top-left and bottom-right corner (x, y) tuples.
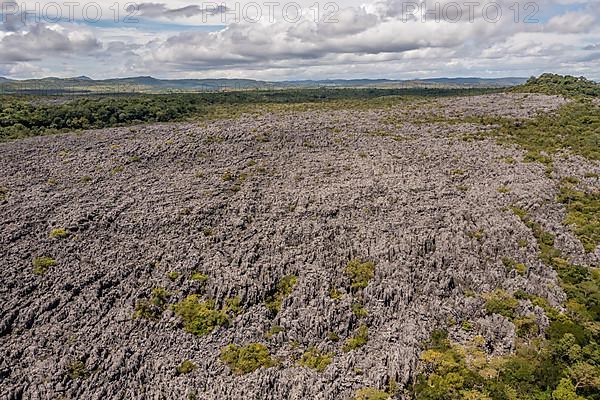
(0, 75), (599, 400)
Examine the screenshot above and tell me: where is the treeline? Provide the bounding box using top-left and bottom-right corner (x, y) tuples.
(0, 87), (498, 142)
(514, 73), (600, 97)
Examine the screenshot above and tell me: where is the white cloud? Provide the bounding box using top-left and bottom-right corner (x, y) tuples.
(547, 12), (597, 33)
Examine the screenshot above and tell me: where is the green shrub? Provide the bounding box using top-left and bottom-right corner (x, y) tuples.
(225, 296), (242, 316)
(32, 256), (56, 275)
(265, 325), (285, 338)
(190, 272), (209, 283)
(167, 271), (180, 281)
(484, 290), (519, 319)
(515, 317), (539, 338)
(343, 325), (369, 352)
(176, 360), (197, 375)
(515, 263), (527, 275)
(134, 287), (171, 320)
(172, 295), (229, 336)
(0, 186), (7, 201)
(265, 275), (298, 314)
(345, 259), (376, 290)
(66, 360), (88, 380)
(354, 388), (391, 400)
(298, 347), (333, 372)
(220, 343), (274, 374)
(502, 257), (516, 271)
(111, 165), (124, 174)
(329, 288), (344, 300)
(222, 171), (233, 182)
(468, 229), (485, 241)
(49, 228), (68, 239)
(352, 302), (368, 318)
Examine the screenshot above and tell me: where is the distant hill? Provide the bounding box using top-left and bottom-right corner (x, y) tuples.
(0, 75), (527, 94)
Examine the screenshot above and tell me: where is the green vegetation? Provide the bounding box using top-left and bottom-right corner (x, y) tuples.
(497, 185), (511, 194)
(557, 183), (599, 253)
(220, 343), (274, 375)
(353, 387), (392, 400)
(265, 275), (298, 314)
(134, 288), (171, 320)
(468, 229), (485, 242)
(167, 271), (180, 281)
(343, 325), (369, 352)
(462, 321), (474, 332)
(298, 347), (334, 372)
(0, 87), (500, 142)
(515, 263), (527, 275)
(66, 360), (88, 380)
(345, 259), (376, 290)
(222, 171), (233, 182)
(264, 325), (285, 339)
(414, 324), (600, 400)
(0, 186), (8, 200)
(493, 100), (600, 163)
(414, 203), (600, 399)
(514, 73), (600, 97)
(329, 288), (344, 300)
(49, 228), (68, 239)
(484, 289), (519, 320)
(224, 296), (242, 316)
(502, 257), (517, 270)
(176, 360), (197, 375)
(32, 256), (56, 275)
(352, 302), (368, 318)
(510, 206), (600, 325)
(190, 272), (209, 283)
(172, 295), (229, 336)
(502, 257), (527, 275)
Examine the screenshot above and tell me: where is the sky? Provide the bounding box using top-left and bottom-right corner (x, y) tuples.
(0, 0), (598, 80)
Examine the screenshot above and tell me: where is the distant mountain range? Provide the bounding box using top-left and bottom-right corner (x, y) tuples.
(0, 76), (529, 94)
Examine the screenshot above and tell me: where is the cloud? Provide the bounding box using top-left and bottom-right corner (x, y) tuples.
(136, 2), (227, 19)
(0, 0), (600, 80)
(546, 12), (597, 33)
(0, 24), (100, 63)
